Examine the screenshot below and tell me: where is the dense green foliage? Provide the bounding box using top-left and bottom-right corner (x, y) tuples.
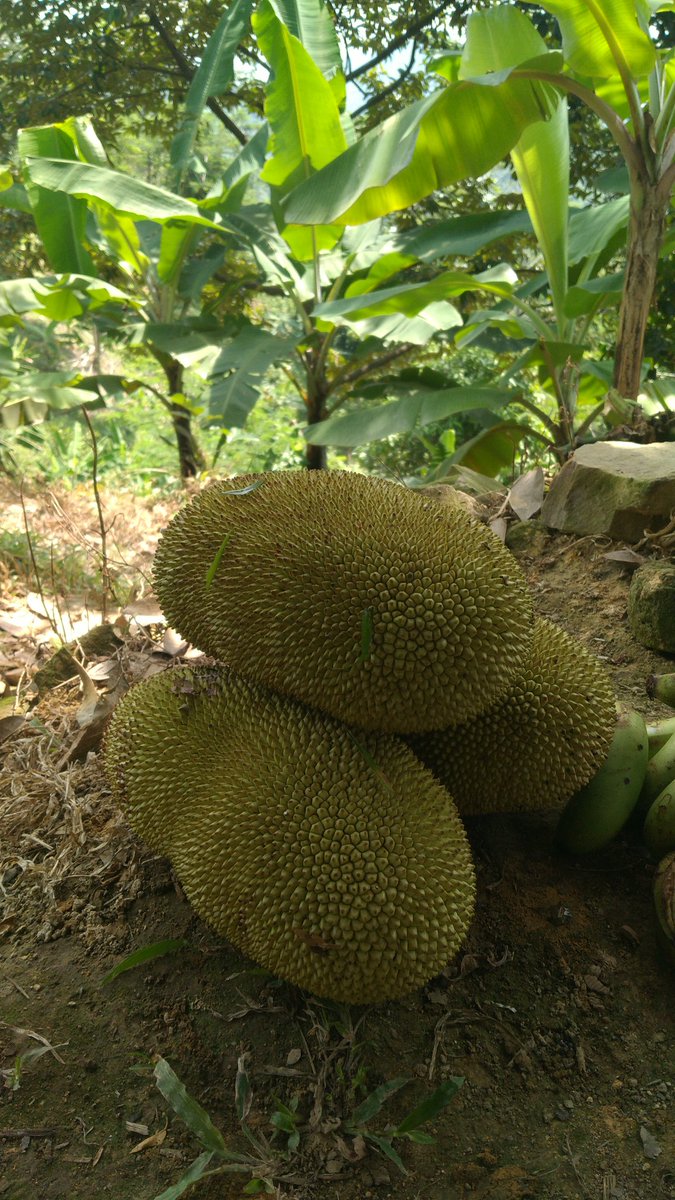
(2, 0), (675, 488)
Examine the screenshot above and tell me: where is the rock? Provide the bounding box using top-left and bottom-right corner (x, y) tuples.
(628, 562), (675, 652)
(541, 442), (675, 541)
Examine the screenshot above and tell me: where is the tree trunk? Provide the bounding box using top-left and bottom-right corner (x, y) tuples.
(306, 440), (327, 470)
(170, 401), (204, 478)
(613, 177), (668, 399)
(155, 351), (205, 479)
(305, 380), (328, 470)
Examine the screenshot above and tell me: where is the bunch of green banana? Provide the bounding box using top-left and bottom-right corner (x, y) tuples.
(556, 706), (648, 854)
(642, 673), (675, 858)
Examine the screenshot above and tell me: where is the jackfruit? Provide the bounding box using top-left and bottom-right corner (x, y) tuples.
(103, 664), (476, 1004)
(152, 470), (534, 733)
(409, 618), (616, 815)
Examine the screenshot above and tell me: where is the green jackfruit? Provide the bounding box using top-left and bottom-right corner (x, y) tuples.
(409, 618), (616, 815)
(152, 470), (534, 733)
(103, 665), (476, 1004)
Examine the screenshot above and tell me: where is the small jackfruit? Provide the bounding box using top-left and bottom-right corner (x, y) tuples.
(103, 665), (476, 1004)
(409, 618), (616, 815)
(152, 470), (534, 733)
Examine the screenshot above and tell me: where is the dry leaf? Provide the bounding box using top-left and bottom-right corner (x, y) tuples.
(124, 599), (165, 626)
(0, 609), (51, 638)
(85, 658), (120, 682)
(157, 628), (188, 657)
(507, 466), (545, 520)
(604, 549), (644, 566)
(0, 715), (26, 744)
(129, 1126), (168, 1154)
(71, 660), (102, 727)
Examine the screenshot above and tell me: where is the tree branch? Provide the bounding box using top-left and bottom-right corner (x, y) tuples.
(352, 37), (418, 119)
(326, 342), (415, 409)
(145, 5), (248, 146)
(346, 1), (453, 82)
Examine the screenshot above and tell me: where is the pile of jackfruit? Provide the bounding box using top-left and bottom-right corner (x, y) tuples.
(104, 470), (621, 1003)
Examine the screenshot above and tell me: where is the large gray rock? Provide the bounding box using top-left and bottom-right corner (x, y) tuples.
(542, 441), (675, 541)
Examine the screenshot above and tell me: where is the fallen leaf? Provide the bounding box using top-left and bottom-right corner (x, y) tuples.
(0, 715), (26, 744)
(153, 628), (188, 657)
(71, 660), (102, 727)
(0, 609), (51, 638)
(129, 1126), (167, 1154)
(85, 658), (120, 682)
(124, 599), (165, 627)
(507, 466), (545, 520)
(604, 549), (644, 566)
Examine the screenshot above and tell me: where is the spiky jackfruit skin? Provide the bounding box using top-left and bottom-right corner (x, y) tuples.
(152, 470), (534, 733)
(408, 619), (616, 815)
(103, 665), (476, 1004)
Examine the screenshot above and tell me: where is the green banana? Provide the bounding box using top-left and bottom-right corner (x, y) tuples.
(646, 672), (675, 709)
(646, 715), (675, 758)
(644, 784), (675, 858)
(640, 730), (675, 811)
(653, 852), (675, 967)
(556, 706), (648, 854)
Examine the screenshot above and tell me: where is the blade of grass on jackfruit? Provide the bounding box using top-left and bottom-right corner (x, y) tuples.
(205, 533), (233, 589)
(360, 607), (374, 662)
(345, 729), (394, 793)
(101, 938), (188, 985)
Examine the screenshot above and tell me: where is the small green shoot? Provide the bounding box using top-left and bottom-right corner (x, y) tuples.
(101, 938), (188, 985)
(345, 1075), (464, 1175)
(147, 1056), (290, 1200)
(204, 532), (232, 589)
(1, 1044), (54, 1092)
(360, 606), (374, 662)
(269, 1096), (301, 1155)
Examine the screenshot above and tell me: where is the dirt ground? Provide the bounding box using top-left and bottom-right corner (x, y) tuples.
(0, 480), (674, 1200)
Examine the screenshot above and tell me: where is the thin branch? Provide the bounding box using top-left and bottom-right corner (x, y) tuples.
(145, 6), (248, 146)
(347, 0), (453, 82)
(81, 407), (111, 622)
(19, 481), (61, 641)
(326, 342), (415, 409)
(352, 37), (418, 119)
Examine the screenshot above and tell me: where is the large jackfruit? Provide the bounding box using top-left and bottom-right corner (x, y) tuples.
(152, 470), (533, 733)
(409, 618), (616, 815)
(103, 665), (476, 1004)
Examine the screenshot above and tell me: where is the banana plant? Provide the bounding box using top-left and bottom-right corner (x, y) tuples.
(4, 0), (559, 475)
(286, 1), (675, 410)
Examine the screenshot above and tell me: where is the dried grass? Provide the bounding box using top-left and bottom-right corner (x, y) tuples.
(1, 662), (168, 953)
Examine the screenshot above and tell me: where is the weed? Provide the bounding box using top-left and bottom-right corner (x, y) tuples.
(138, 1050), (463, 1198)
